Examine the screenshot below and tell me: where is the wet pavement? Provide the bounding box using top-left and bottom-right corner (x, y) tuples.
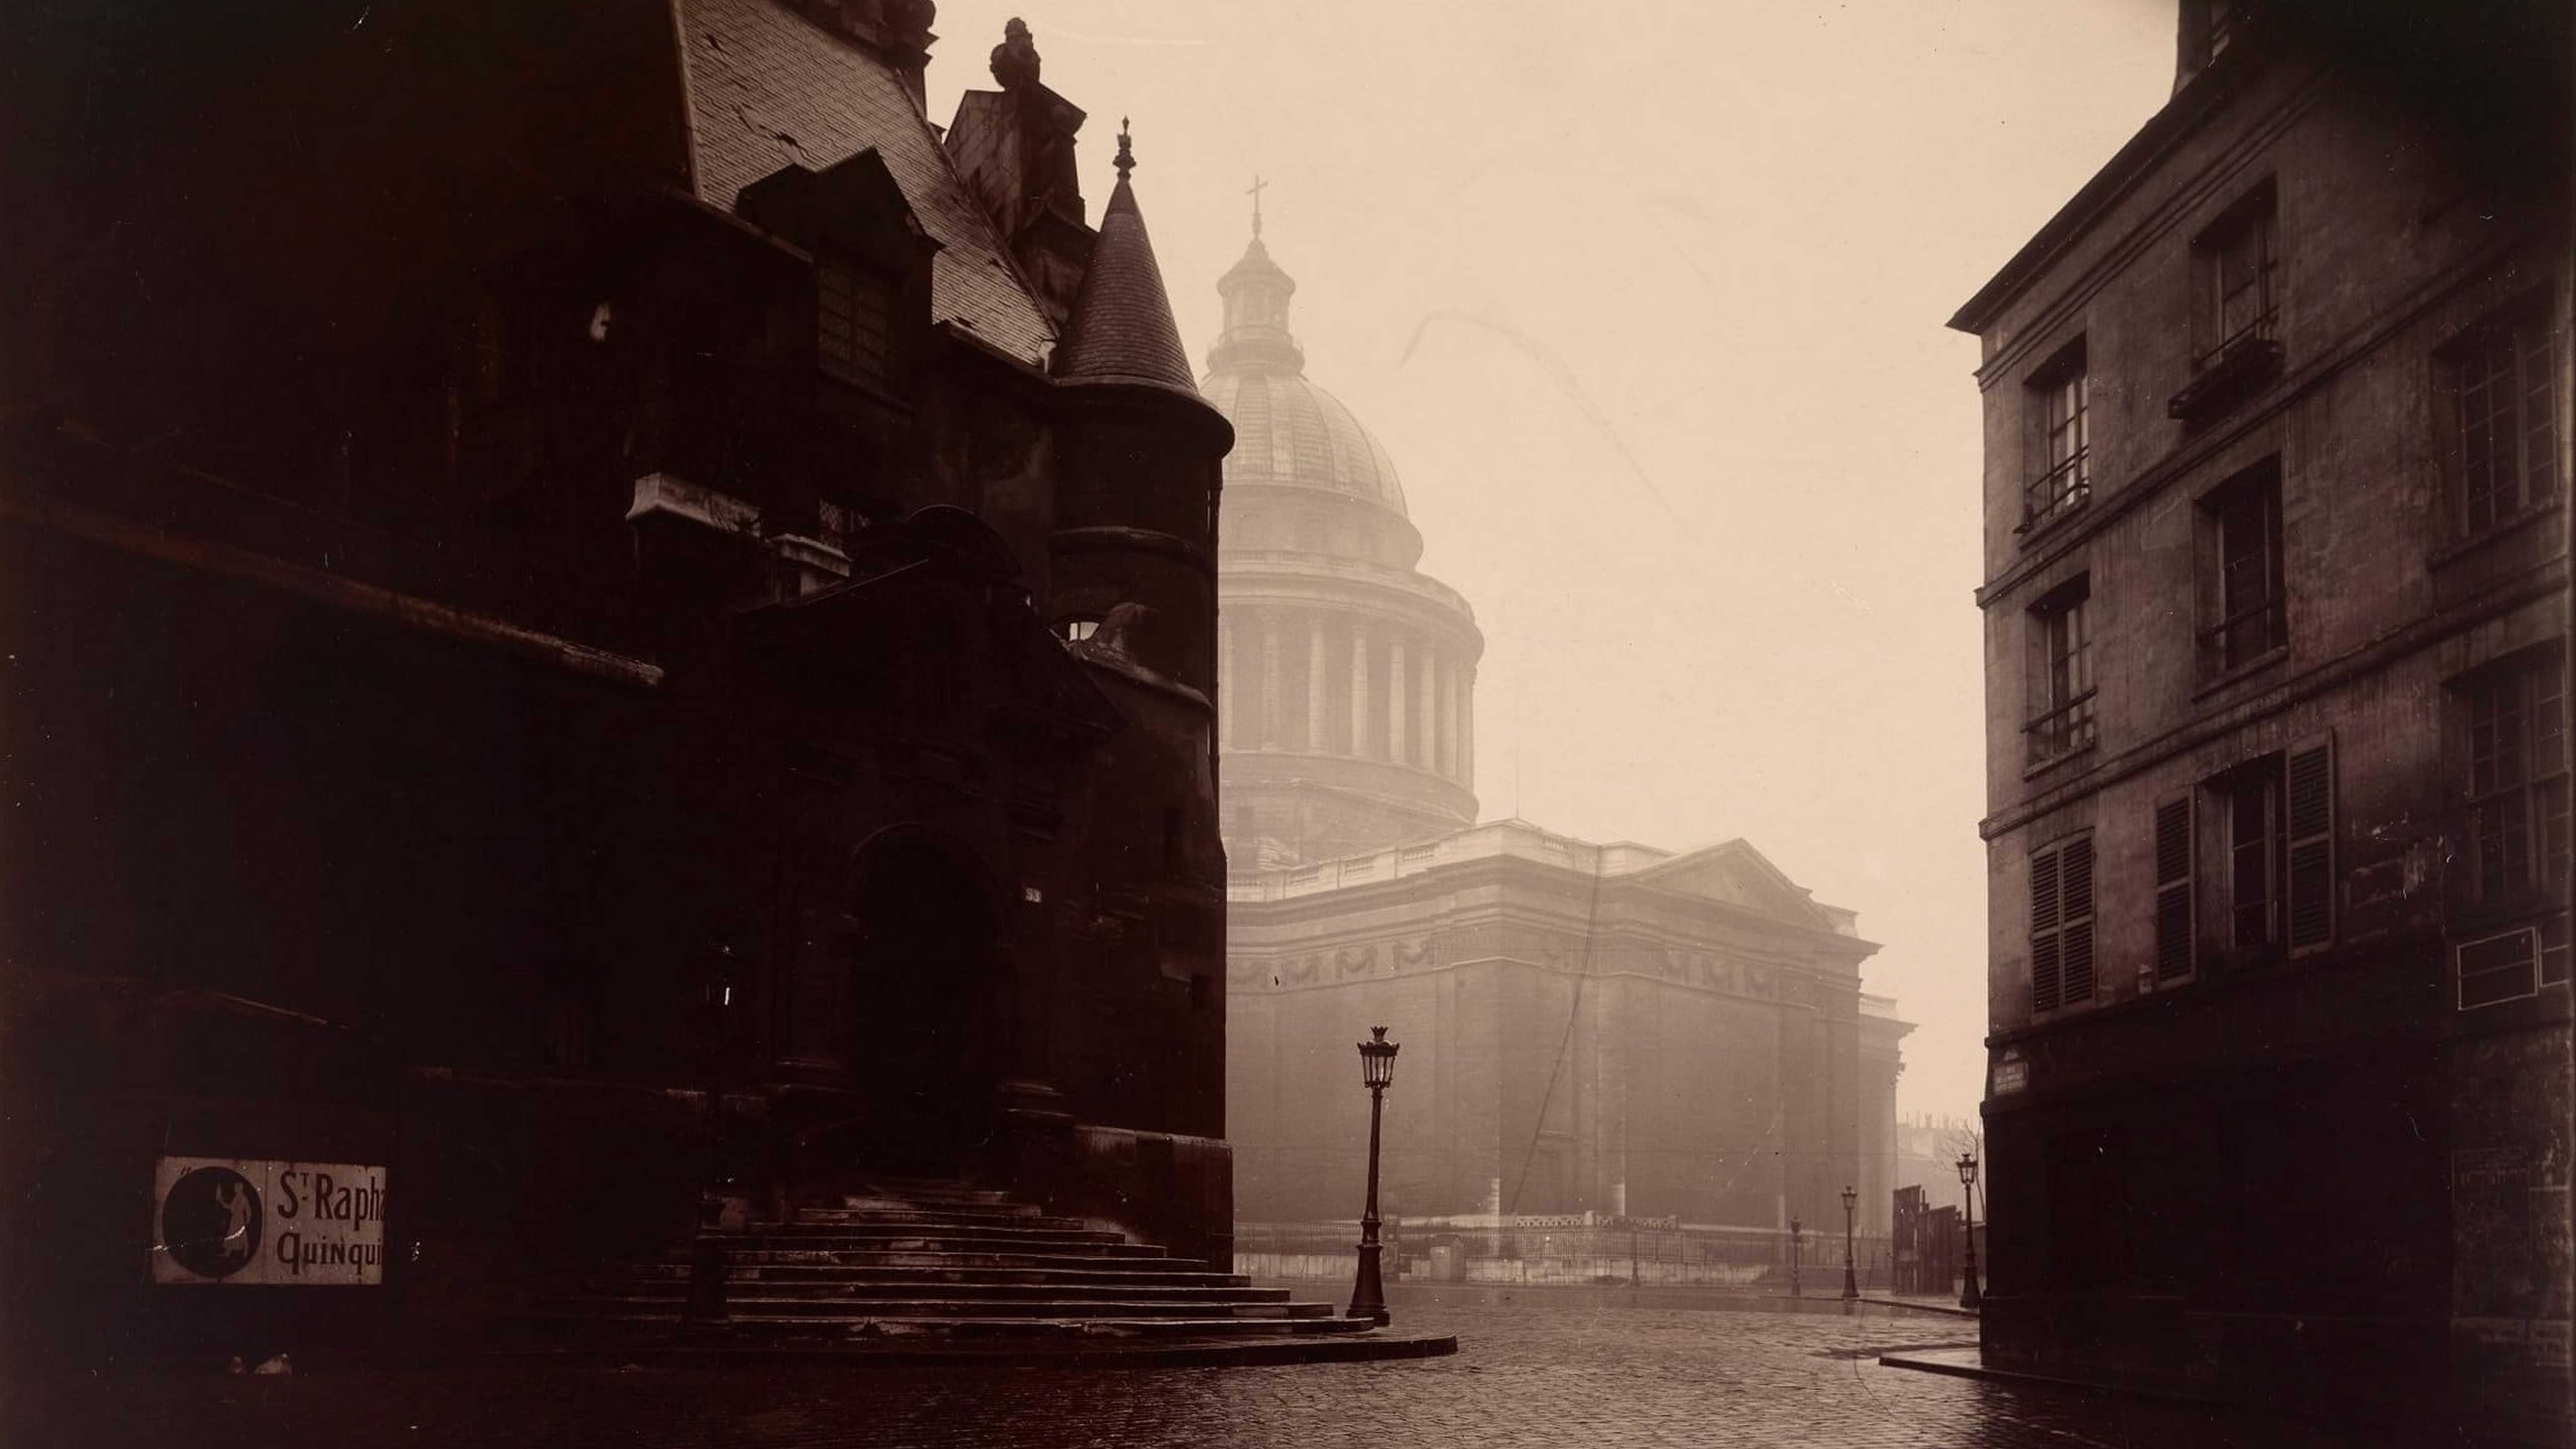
(10, 1299), (2399, 1447)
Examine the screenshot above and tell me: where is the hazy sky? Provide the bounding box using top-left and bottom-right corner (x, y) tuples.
(931, 1), (2177, 1120)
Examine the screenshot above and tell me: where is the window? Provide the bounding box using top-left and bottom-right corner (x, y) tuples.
(817, 259), (892, 389)
(2023, 341), (2090, 530)
(1060, 616), (1102, 642)
(2440, 297), (2561, 538)
(2026, 579), (2097, 765)
(2465, 653), (2570, 906)
(2196, 187), (2279, 370)
(2200, 464), (2286, 675)
(2029, 834), (2096, 1014)
(2460, 917), (2572, 1011)
(2223, 756), (2286, 951)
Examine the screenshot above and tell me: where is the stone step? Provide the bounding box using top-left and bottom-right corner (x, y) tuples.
(528, 1310), (1373, 1340)
(728, 1222), (1131, 1247)
(600, 1262), (1251, 1289)
(797, 1205), (1071, 1228)
(547, 1296), (1337, 1321)
(675, 1243), (1179, 1263)
(577, 1278), (1290, 1305)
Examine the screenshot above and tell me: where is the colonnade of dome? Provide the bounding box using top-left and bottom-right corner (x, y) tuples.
(1219, 606), (1475, 785)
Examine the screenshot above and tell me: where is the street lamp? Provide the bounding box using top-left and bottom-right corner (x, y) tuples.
(1348, 1026), (1400, 1326)
(1957, 1152), (1983, 1312)
(1789, 1216), (1803, 1299)
(1840, 1184), (1860, 1302)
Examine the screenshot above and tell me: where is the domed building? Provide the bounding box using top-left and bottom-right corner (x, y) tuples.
(1206, 225), (1482, 875)
(1209, 221), (1915, 1268)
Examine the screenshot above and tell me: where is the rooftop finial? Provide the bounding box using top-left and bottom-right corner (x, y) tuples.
(990, 18), (1040, 90)
(1114, 118), (1134, 182)
(1247, 175), (1267, 238)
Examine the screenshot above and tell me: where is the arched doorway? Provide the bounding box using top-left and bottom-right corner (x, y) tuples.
(846, 830), (1008, 1175)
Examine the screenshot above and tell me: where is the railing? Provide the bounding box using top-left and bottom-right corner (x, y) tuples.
(1235, 1219), (1900, 1292)
(2198, 596), (2285, 675)
(2025, 689), (2099, 765)
(2019, 451), (2090, 533)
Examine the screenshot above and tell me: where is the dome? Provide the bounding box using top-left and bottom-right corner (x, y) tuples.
(1198, 369), (1409, 516)
(1207, 221), (1481, 879)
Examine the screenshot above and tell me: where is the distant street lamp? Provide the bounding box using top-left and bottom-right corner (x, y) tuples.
(1958, 1152), (1983, 1312)
(1348, 1026), (1400, 1326)
(1840, 1184), (1860, 1302)
(1789, 1216), (1803, 1299)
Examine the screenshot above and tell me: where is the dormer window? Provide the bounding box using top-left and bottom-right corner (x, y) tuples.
(1060, 616), (1102, 642)
(818, 257), (893, 391)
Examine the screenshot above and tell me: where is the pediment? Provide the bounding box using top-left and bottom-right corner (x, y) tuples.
(1631, 840), (1835, 928)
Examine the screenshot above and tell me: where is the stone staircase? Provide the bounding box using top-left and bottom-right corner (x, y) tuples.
(525, 1177), (1383, 1351)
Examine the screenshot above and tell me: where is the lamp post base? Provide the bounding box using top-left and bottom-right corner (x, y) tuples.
(1348, 1240), (1390, 1326)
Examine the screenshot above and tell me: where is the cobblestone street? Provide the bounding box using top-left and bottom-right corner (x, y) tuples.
(13, 1300), (2401, 1448)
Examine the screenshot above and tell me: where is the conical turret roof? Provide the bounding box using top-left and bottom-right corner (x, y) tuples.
(1052, 128), (1197, 393)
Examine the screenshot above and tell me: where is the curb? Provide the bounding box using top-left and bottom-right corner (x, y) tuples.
(1856, 1297), (1981, 1319)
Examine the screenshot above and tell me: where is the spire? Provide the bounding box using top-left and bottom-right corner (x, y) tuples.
(1052, 122), (1198, 393)
(1206, 202), (1303, 377)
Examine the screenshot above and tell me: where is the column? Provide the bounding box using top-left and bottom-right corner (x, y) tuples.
(1387, 633), (1408, 767)
(1461, 667), (1477, 790)
(1350, 627), (1373, 759)
(1416, 644), (1436, 771)
(1259, 613), (1281, 748)
(1306, 614), (1329, 753)
(1433, 654), (1455, 779)
(1218, 621), (1236, 749)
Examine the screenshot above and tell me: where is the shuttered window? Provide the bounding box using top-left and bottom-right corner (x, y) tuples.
(2154, 792), (2195, 983)
(2031, 835), (2097, 1015)
(2286, 734), (2336, 955)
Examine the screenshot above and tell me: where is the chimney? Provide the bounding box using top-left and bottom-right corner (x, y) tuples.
(780, 0), (939, 108)
(943, 19), (1094, 324)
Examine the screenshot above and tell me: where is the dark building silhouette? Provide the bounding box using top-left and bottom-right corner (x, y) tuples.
(1952, 2), (2570, 1437)
(0, 0), (1231, 1359)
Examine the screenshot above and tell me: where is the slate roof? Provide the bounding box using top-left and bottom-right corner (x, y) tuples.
(1050, 177), (1198, 393)
(676, 0), (1056, 367)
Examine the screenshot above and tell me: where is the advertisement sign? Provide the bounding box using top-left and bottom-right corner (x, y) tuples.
(151, 1157), (387, 1285)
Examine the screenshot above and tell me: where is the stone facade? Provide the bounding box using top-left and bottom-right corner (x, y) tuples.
(1229, 825), (1896, 1234)
(1953, 3), (2571, 1438)
(0, 1), (1232, 1360)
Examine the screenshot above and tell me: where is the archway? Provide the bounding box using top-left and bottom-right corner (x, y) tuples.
(845, 830), (1008, 1175)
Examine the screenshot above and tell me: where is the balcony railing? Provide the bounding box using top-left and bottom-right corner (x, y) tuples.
(2197, 596), (2286, 676)
(2019, 451), (2091, 534)
(2025, 689), (2098, 766)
